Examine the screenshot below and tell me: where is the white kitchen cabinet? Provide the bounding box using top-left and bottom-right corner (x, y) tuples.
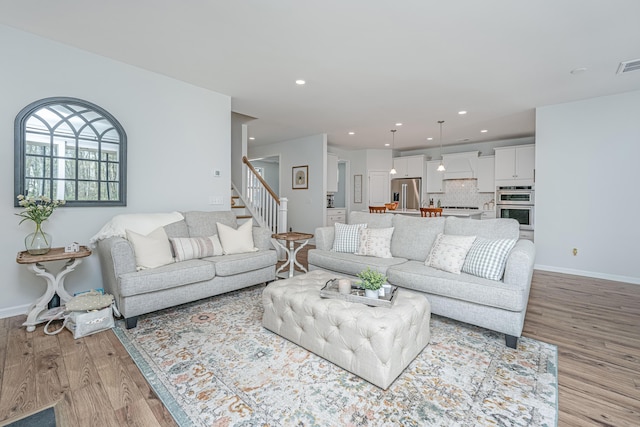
(327, 153), (338, 193)
(494, 145), (535, 185)
(393, 155), (424, 178)
(426, 160), (444, 193)
(326, 208), (346, 226)
(477, 156), (495, 193)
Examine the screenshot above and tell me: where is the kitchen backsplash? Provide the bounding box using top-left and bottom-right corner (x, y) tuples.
(426, 179), (494, 209)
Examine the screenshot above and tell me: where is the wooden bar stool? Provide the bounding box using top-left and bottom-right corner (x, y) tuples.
(420, 207), (442, 217)
(369, 206), (387, 213)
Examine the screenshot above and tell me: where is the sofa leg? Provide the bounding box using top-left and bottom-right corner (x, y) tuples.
(125, 316), (138, 329)
(505, 334), (518, 349)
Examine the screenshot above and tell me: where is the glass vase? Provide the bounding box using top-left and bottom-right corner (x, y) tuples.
(25, 223), (52, 255)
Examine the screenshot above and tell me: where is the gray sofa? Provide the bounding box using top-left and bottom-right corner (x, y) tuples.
(97, 211), (277, 328)
(308, 212), (536, 348)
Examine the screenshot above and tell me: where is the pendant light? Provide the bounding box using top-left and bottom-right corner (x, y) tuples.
(436, 120), (446, 172)
(389, 129), (397, 175)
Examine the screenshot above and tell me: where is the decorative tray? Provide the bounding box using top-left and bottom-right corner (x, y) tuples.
(320, 279), (398, 307)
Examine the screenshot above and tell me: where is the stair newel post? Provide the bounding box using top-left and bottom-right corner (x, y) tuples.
(278, 197), (288, 234)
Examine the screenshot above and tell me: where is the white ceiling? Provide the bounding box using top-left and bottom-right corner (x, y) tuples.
(2, 1), (640, 151)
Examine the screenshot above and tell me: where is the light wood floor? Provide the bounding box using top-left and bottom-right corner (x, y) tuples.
(1, 247), (638, 426)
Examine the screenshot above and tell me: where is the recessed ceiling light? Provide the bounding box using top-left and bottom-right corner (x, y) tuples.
(395, 123), (403, 126)
(480, 129), (488, 133)
(348, 131), (355, 135)
(249, 137), (255, 140)
(295, 79), (306, 85)
(458, 110), (467, 115)
(384, 143), (390, 147)
(427, 137), (433, 141)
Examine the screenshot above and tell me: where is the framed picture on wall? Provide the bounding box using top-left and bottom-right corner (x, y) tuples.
(354, 174), (362, 203)
(292, 165), (308, 189)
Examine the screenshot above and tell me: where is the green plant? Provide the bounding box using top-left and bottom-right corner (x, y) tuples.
(357, 267), (387, 291)
(15, 194), (65, 226)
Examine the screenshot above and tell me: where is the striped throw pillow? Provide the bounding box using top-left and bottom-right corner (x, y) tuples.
(332, 223), (367, 253)
(170, 235), (224, 261)
(462, 237), (517, 281)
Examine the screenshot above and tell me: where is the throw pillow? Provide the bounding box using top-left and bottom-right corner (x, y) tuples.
(462, 237), (517, 281)
(332, 223), (367, 253)
(169, 235), (224, 262)
(425, 233), (476, 274)
(125, 227), (174, 270)
(355, 227), (394, 258)
(216, 220), (258, 254)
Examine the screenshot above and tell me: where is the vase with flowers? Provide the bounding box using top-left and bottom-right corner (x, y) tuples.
(16, 194), (65, 255)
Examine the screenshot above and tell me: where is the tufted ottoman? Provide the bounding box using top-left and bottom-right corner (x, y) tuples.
(262, 270), (431, 389)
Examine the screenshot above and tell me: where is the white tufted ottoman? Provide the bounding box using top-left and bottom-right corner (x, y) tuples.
(262, 270), (431, 389)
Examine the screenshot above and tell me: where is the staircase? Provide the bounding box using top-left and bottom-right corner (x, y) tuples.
(234, 156), (287, 234)
(231, 193), (252, 224)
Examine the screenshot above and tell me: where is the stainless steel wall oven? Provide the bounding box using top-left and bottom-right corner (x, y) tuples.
(496, 186), (534, 230)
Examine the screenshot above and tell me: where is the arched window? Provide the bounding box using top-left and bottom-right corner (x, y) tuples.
(14, 97), (127, 206)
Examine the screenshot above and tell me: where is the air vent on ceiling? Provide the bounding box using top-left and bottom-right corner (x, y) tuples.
(617, 58), (640, 74)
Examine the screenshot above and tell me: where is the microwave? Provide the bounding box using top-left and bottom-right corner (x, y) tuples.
(497, 205), (534, 231)
(496, 186), (534, 205)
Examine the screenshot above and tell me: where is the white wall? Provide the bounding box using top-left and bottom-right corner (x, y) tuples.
(1, 25), (231, 316)
(536, 90), (640, 284)
(249, 135), (326, 234)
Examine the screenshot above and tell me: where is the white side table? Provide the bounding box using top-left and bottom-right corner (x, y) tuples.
(17, 246), (92, 332)
(272, 232), (313, 279)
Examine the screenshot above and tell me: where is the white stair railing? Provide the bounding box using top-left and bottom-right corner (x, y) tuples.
(241, 156), (287, 234)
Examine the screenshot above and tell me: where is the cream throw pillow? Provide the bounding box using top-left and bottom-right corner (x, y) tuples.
(355, 227), (394, 258)
(425, 233), (476, 274)
(170, 235), (224, 261)
(125, 227), (174, 270)
(216, 221), (258, 254)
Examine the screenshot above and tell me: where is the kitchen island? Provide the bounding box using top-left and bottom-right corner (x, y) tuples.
(385, 209), (483, 219)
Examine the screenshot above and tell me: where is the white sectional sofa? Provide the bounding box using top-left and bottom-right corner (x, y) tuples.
(308, 212), (536, 348)
(96, 211), (277, 328)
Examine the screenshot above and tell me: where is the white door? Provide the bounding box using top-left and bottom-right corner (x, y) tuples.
(368, 171), (390, 206)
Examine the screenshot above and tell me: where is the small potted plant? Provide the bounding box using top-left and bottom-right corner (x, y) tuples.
(357, 267), (387, 299)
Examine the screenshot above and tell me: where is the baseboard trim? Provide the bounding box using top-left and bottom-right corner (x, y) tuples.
(534, 264), (640, 285)
(0, 303), (29, 320)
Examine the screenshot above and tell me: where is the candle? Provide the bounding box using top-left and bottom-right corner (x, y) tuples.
(338, 279), (351, 294)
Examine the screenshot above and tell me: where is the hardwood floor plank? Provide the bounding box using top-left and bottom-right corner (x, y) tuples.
(0, 325), (36, 422)
(33, 329), (69, 408)
(105, 331), (179, 426)
(58, 329), (101, 390)
(84, 331), (151, 415)
(68, 382), (121, 427)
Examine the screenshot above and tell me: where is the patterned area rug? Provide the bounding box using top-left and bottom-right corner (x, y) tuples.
(114, 285), (557, 427)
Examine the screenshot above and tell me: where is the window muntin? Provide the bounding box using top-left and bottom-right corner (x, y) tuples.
(15, 97), (126, 206)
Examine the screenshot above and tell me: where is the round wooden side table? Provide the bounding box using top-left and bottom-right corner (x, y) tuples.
(271, 232), (313, 279)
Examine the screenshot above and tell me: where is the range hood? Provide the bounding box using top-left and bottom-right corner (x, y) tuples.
(442, 151), (479, 180)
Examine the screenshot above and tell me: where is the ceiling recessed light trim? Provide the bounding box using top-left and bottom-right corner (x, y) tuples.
(348, 131), (355, 135)
(295, 79), (306, 85)
(480, 129), (488, 133)
(458, 110), (467, 115)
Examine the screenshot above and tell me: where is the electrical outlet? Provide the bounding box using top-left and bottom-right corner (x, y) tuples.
(572, 248), (578, 256)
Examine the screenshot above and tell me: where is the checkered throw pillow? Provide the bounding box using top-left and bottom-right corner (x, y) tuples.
(332, 223), (367, 253)
(462, 237), (517, 281)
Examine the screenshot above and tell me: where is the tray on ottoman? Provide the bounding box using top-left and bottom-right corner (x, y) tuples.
(320, 278), (398, 307)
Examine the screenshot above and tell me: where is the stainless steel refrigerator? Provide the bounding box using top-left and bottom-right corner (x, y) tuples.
(391, 178), (421, 210)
